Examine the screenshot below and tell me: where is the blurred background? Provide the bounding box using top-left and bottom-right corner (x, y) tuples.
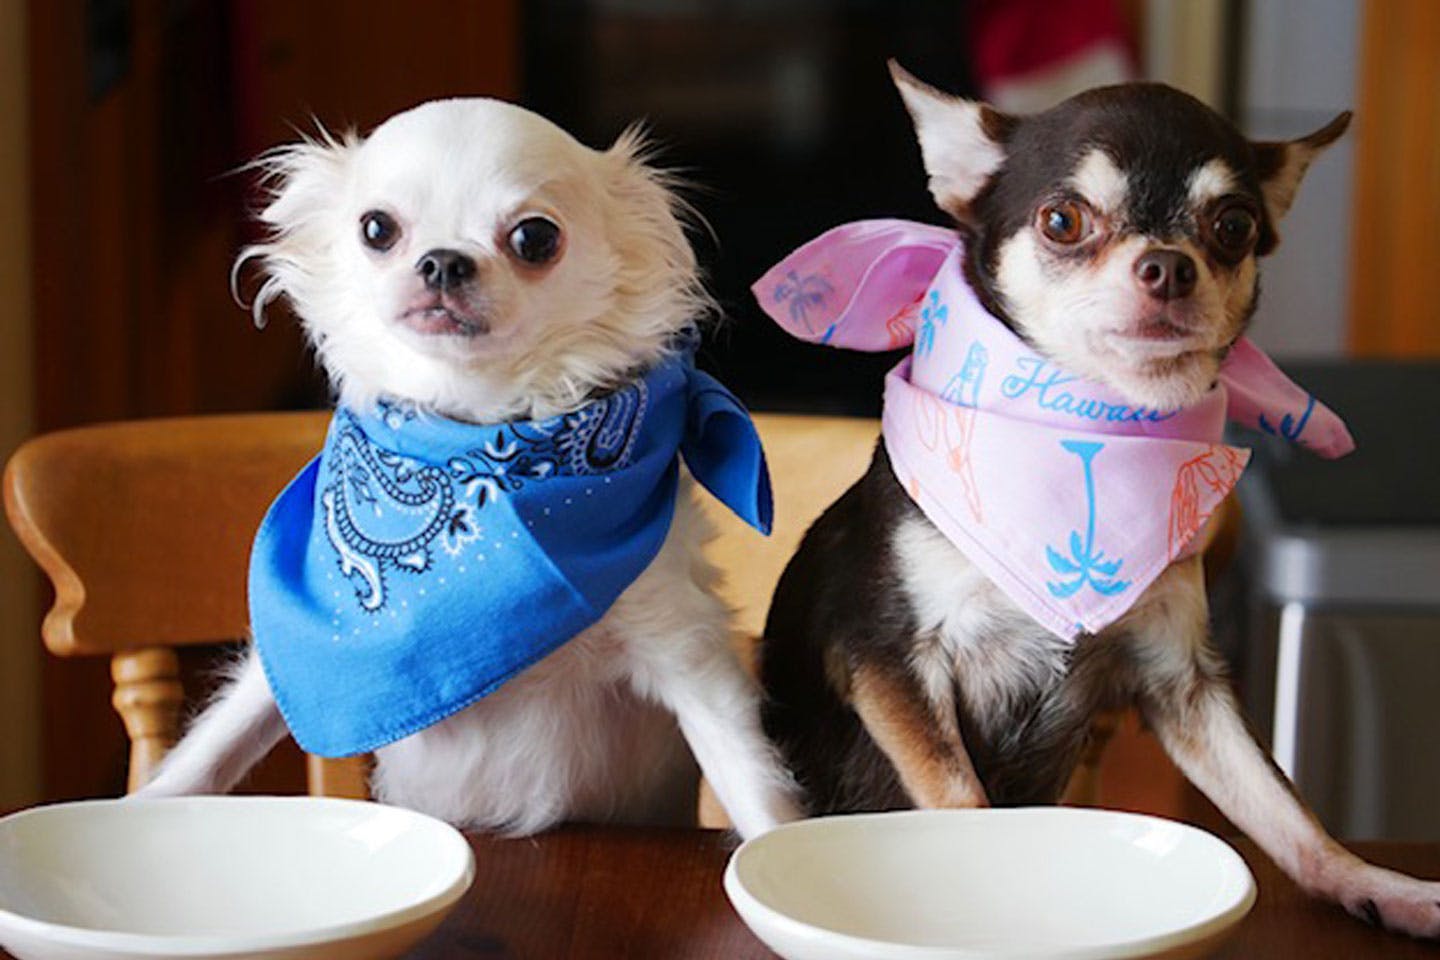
(1, 0), (1436, 837)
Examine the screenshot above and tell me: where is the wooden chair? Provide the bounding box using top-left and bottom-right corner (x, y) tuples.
(2, 411), (366, 796)
(5, 411), (1180, 809)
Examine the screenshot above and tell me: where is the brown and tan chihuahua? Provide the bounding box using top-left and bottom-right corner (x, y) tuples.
(759, 63), (1440, 940)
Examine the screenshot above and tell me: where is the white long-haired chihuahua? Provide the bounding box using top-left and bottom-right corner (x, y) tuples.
(137, 98), (798, 839)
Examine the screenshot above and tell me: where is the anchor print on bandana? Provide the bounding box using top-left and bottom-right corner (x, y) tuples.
(1168, 445), (1246, 558)
(1046, 440), (1131, 599)
(771, 270), (835, 340)
(1257, 394), (1316, 443)
(915, 289), (948, 357)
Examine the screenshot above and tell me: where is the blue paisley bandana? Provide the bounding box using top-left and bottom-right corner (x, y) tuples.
(249, 353), (772, 758)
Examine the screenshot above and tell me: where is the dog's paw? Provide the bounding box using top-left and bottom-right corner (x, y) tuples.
(126, 765), (213, 800)
(740, 787), (806, 839)
(125, 778), (173, 800)
(1338, 865), (1440, 940)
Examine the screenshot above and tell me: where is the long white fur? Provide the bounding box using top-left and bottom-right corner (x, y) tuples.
(889, 74), (1440, 938)
(139, 98), (798, 840)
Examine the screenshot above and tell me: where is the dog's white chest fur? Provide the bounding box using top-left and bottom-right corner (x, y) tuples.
(372, 487), (792, 835)
(371, 495), (716, 834)
(143, 483), (795, 840)
(889, 512), (1208, 739)
(372, 627), (697, 834)
(892, 516), (1072, 736)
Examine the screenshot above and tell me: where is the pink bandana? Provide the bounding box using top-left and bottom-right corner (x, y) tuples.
(755, 220), (1353, 639)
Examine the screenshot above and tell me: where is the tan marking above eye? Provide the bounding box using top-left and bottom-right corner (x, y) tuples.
(1069, 149), (1129, 214)
(1186, 158), (1238, 208)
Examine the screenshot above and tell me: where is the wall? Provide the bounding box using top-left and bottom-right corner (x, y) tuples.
(1143, 0), (1228, 109)
(0, 0), (42, 808)
(1238, 0), (1360, 358)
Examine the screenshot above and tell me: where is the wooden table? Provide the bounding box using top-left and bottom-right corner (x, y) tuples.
(1, 825), (1432, 959)
(395, 826), (1440, 959)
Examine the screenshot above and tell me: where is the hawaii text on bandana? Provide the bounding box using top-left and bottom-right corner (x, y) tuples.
(754, 219), (1353, 641)
(250, 352), (772, 757)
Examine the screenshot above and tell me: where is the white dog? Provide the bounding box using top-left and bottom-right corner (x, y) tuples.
(139, 98), (798, 840)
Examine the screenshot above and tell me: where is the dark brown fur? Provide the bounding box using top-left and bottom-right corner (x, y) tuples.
(761, 445), (1139, 814)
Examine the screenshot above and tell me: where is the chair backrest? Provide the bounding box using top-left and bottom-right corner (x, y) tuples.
(1, 412), (358, 794)
(5, 413), (327, 655)
(700, 414), (880, 641)
(2, 410), (878, 799)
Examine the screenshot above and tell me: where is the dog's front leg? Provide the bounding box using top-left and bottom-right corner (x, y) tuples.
(849, 659), (988, 809)
(635, 639), (801, 840)
(133, 651), (289, 798)
(1136, 561), (1440, 939)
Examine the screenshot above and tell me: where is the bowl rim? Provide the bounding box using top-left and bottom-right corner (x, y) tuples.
(0, 795), (476, 957)
(723, 807), (1258, 960)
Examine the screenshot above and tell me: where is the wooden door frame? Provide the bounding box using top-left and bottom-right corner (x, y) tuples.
(0, 0), (41, 809)
(1348, 0), (1440, 356)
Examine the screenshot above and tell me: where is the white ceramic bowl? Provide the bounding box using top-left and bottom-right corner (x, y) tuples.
(0, 796), (474, 960)
(725, 808), (1256, 960)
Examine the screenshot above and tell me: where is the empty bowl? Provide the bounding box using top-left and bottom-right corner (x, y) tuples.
(725, 807), (1256, 960)
(0, 796), (474, 960)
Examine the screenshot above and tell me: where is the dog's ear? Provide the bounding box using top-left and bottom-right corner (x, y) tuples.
(603, 123), (668, 203)
(601, 124), (712, 328)
(256, 128), (358, 234)
(1250, 112), (1351, 241)
(602, 124), (697, 264)
(234, 126), (359, 328)
(889, 59), (1015, 223)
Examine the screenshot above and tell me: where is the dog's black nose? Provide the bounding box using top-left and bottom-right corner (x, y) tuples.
(416, 249), (477, 290)
(1134, 249), (1197, 301)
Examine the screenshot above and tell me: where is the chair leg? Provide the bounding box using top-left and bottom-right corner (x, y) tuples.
(111, 648), (185, 794)
(306, 754), (371, 800)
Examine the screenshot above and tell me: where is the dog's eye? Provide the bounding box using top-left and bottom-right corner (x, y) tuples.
(1212, 206), (1258, 254)
(507, 217), (562, 266)
(1038, 200), (1094, 245)
(360, 211), (400, 252)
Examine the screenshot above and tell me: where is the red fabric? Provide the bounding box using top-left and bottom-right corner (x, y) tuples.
(969, 0), (1136, 86)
